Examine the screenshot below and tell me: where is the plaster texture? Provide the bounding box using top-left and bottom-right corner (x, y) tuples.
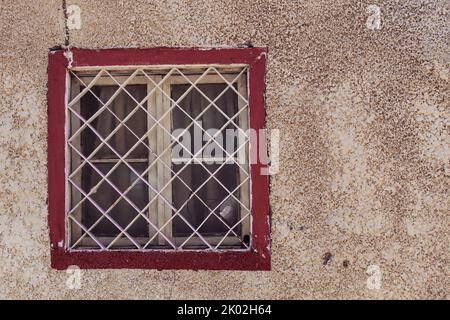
(0, 0), (448, 299)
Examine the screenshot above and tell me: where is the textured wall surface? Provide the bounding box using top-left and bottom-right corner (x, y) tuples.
(0, 0), (448, 299)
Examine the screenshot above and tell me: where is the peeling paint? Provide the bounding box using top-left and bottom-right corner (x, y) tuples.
(366, 5), (382, 30)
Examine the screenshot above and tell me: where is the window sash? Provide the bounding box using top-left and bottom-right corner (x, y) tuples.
(68, 70), (250, 250)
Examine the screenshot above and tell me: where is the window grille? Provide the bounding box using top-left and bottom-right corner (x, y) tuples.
(66, 65), (251, 251)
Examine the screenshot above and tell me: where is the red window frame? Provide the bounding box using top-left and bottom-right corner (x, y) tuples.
(48, 47), (270, 270)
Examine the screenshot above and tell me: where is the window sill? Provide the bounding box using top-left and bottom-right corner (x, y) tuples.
(51, 248), (271, 270)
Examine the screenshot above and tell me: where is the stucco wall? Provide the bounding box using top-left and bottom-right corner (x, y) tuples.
(0, 0), (448, 299)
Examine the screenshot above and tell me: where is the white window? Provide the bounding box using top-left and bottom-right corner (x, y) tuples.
(67, 66), (251, 251)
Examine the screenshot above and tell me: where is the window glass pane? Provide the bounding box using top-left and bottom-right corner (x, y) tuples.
(81, 162), (149, 238)
(80, 85), (148, 159)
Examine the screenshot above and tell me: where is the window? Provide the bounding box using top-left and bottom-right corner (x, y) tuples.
(48, 48), (269, 270)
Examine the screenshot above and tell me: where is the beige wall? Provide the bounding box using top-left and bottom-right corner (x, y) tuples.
(0, 0), (448, 299)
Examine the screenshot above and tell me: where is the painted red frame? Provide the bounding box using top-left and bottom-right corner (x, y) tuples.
(48, 47), (270, 270)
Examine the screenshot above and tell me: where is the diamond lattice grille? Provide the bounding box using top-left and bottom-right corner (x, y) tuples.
(67, 66), (251, 251)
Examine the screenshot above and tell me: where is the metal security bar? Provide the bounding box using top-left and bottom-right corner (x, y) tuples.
(66, 65), (251, 251)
